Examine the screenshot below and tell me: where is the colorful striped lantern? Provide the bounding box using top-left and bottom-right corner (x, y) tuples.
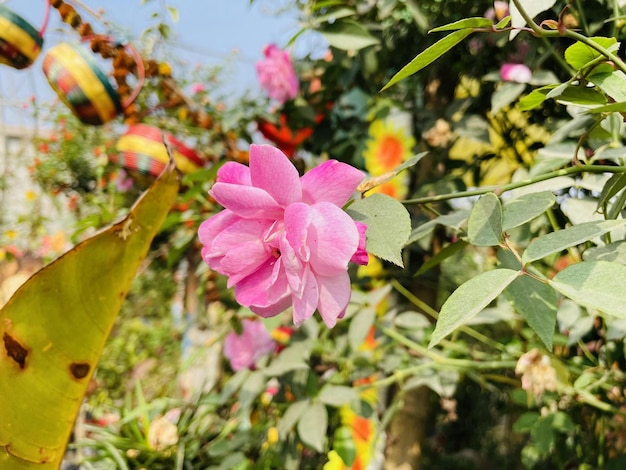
(0, 3), (48, 70)
(42, 43), (123, 126)
(114, 124), (205, 178)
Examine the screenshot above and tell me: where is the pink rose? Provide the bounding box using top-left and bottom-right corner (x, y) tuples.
(224, 319), (276, 371)
(198, 144), (368, 327)
(500, 63), (532, 83)
(256, 44), (299, 104)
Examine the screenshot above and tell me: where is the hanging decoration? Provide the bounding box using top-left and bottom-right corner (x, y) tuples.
(114, 124), (205, 178)
(0, 1), (49, 69)
(42, 37), (144, 126)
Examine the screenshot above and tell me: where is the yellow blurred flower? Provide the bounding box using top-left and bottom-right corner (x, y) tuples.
(25, 190), (36, 201)
(267, 426), (279, 446)
(324, 450), (347, 470)
(4, 230), (17, 240)
(363, 119), (415, 200)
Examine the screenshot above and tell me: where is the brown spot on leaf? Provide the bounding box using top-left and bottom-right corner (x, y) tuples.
(3, 332), (28, 369)
(70, 362), (90, 379)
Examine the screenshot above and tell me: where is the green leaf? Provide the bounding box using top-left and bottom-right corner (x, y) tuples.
(555, 86), (607, 107)
(395, 152), (428, 173)
(414, 240), (468, 276)
(549, 261), (626, 316)
(166, 5), (179, 22)
(430, 17), (493, 32)
(519, 85), (557, 111)
(381, 29), (473, 91)
(312, 7), (356, 25)
(491, 82), (527, 115)
(429, 269), (519, 347)
(262, 345), (309, 376)
(514, 412), (541, 433)
(297, 402), (328, 452)
(333, 427), (357, 467)
(468, 193), (503, 246)
(394, 311), (431, 330)
(319, 385), (358, 407)
(407, 210), (469, 244)
(596, 172), (626, 215)
(348, 307), (376, 350)
(522, 220), (626, 264)
(502, 191), (556, 231)
(278, 400), (309, 438)
(589, 71), (626, 103)
(321, 19), (379, 51)
(564, 37), (618, 70)
(0, 165), (178, 468)
(584, 241), (626, 264)
(347, 194), (411, 267)
(586, 101), (626, 114)
(238, 370), (266, 412)
(505, 275), (558, 350)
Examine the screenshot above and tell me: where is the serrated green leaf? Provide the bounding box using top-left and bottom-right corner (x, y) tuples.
(429, 269), (519, 347)
(319, 385), (358, 407)
(503, 191), (556, 231)
(347, 194), (410, 266)
(430, 17), (493, 32)
(549, 261), (626, 317)
(564, 37), (618, 70)
(381, 29), (473, 91)
(321, 19), (379, 51)
(278, 400), (309, 438)
(297, 402), (328, 452)
(0, 164), (178, 468)
(522, 220), (626, 264)
(505, 275), (557, 350)
(468, 193), (503, 246)
(583, 241), (626, 264)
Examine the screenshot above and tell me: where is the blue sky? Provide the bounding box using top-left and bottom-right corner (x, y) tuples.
(0, 0), (313, 125)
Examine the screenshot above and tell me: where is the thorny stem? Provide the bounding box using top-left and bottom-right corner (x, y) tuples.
(402, 165), (626, 205)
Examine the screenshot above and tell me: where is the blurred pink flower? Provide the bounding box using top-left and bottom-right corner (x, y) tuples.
(224, 319), (276, 371)
(500, 63), (532, 83)
(198, 144), (367, 327)
(256, 44), (299, 104)
(114, 169), (134, 192)
(191, 82), (206, 94)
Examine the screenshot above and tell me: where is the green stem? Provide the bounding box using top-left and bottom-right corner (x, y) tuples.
(403, 165), (626, 205)
(511, 0), (626, 75)
(379, 324), (517, 370)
